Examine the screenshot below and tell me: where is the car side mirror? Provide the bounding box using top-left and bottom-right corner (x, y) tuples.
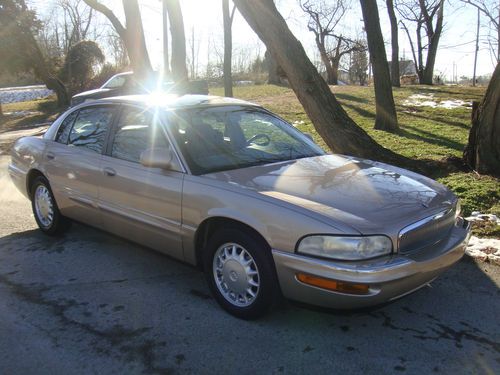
(140, 147), (173, 169)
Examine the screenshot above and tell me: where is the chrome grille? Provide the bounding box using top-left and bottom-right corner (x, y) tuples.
(398, 208), (456, 254)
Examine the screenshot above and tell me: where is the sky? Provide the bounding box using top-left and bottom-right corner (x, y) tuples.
(30, 0), (498, 81)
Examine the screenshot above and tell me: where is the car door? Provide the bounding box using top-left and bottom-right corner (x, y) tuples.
(44, 104), (117, 225)
(98, 105), (185, 260)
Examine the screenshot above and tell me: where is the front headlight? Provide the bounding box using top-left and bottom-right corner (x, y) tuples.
(297, 235), (393, 261)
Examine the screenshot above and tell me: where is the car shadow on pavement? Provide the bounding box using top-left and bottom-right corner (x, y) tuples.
(0, 224), (499, 374)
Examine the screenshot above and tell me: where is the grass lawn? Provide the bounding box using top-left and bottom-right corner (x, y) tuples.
(1, 84), (498, 237)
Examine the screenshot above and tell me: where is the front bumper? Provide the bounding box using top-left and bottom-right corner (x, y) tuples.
(272, 219), (471, 309)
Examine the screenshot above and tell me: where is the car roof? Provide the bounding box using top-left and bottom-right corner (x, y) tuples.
(83, 94), (260, 110)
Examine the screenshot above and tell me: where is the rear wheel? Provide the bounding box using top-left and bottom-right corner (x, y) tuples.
(203, 227), (279, 319)
(31, 176), (71, 235)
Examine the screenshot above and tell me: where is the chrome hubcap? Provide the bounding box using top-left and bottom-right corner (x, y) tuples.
(34, 185), (54, 228)
(213, 243), (260, 307)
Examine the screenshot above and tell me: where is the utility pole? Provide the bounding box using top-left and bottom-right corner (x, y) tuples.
(472, 8), (480, 87)
(162, 0), (170, 77)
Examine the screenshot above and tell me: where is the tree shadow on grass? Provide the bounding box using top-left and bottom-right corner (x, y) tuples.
(341, 102), (375, 119)
(400, 111), (471, 130)
(335, 93), (370, 104)
(397, 124), (465, 152)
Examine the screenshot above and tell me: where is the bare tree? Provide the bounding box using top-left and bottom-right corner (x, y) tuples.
(187, 26), (201, 79)
(163, 0), (188, 83)
(386, 0), (401, 87)
(83, 0), (153, 80)
(162, 0), (170, 77)
(360, 0), (399, 131)
(464, 62), (500, 176)
(232, 0), (410, 165)
(58, 0), (95, 53)
(349, 40), (369, 85)
(460, 0), (499, 63)
(223, 0), (237, 97)
(396, 0), (445, 85)
(300, 0), (365, 85)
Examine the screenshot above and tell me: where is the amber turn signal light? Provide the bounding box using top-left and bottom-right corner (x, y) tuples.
(296, 273), (370, 295)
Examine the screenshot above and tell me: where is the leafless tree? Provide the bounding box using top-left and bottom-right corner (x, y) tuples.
(58, 0), (94, 53)
(187, 26), (201, 79)
(83, 0), (153, 81)
(349, 40), (369, 85)
(464, 62), (500, 175)
(232, 0), (411, 166)
(460, 0), (499, 63)
(360, 0), (398, 131)
(222, 0), (237, 96)
(396, 0), (445, 85)
(300, 0), (365, 85)
(163, 0), (188, 83)
(386, 0), (401, 86)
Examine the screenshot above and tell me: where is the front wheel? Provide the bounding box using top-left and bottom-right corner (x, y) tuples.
(203, 227), (280, 319)
(31, 176), (71, 236)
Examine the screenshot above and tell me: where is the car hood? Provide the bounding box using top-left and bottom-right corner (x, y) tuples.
(204, 155), (455, 233)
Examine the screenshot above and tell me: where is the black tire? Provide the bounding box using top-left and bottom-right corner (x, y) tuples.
(203, 226), (280, 319)
(31, 176), (71, 236)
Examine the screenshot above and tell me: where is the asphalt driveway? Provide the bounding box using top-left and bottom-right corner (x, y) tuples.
(0, 155), (499, 374)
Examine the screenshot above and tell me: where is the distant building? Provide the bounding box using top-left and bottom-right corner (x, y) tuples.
(388, 59), (416, 78)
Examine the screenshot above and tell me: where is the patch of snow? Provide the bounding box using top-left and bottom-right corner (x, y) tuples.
(292, 120), (305, 127)
(439, 100), (471, 109)
(465, 212), (500, 226)
(402, 92), (471, 109)
(3, 110), (42, 118)
(466, 236), (500, 265)
(0, 86), (53, 104)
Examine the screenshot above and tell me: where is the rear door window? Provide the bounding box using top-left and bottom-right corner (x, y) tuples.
(68, 106), (114, 153)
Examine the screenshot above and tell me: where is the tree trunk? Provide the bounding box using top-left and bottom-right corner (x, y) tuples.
(27, 31), (70, 106)
(162, 0), (170, 77)
(421, 0), (444, 85)
(164, 0), (188, 83)
(330, 56), (340, 85)
(360, 0), (398, 131)
(463, 62), (500, 176)
(122, 0), (153, 81)
(315, 36), (336, 85)
(222, 0), (233, 97)
(386, 0), (400, 87)
(233, 0), (407, 164)
(265, 49), (281, 85)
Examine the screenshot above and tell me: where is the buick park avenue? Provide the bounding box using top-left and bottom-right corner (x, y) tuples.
(8, 95), (471, 319)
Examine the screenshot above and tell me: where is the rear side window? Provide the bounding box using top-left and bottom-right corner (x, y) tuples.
(55, 111), (78, 144)
(111, 107), (168, 163)
(68, 107), (114, 153)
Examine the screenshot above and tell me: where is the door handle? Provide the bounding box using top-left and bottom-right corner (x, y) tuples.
(46, 152), (55, 160)
(103, 167), (116, 177)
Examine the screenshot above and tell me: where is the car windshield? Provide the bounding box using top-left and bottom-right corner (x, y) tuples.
(169, 106), (324, 175)
(102, 74), (128, 89)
